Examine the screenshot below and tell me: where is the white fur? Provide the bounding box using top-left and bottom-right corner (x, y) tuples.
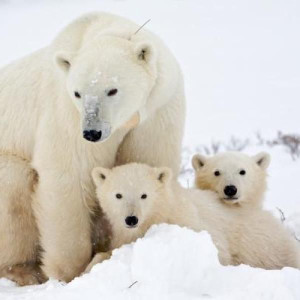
(88, 163), (232, 269)
(87, 163), (300, 272)
(0, 12), (185, 282)
(192, 151), (270, 208)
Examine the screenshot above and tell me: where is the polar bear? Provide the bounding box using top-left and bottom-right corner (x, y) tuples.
(86, 163), (300, 272)
(0, 12), (185, 283)
(85, 163), (232, 272)
(192, 152), (270, 209)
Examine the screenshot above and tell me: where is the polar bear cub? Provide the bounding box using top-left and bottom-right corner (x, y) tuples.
(85, 163), (232, 272)
(192, 151), (270, 208)
(85, 163), (300, 272)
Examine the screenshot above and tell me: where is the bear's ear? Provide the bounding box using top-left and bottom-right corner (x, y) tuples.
(54, 51), (74, 72)
(253, 152), (271, 170)
(155, 167), (172, 184)
(192, 154), (206, 171)
(92, 167), (111, 187)
(134, 42), (156, 64)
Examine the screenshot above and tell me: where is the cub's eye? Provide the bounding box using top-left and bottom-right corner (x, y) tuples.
(107, 88), (118, 96)
(74, 91), (81, 98)
(141, 194), (147, 199)
(116, 193), (122, 199)
(214, 170), (221, 177)
(240, 170), (246, 175)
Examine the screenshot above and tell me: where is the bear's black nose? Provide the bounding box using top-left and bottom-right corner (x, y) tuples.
(83, 130), (102, 142)
(224, 185), (237, 197)
(125, 216), (138, 227)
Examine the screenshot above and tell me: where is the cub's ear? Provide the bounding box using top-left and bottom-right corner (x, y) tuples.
(134, 42), (156, 64)
(155, 167), (172, 184)
(92, 167), (111, 187)
(54, 51), (74, 72)
(192, 154), (207, 171)
(253, 152), (271, 170)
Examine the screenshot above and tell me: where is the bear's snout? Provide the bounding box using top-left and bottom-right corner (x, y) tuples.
(125, 216), (138, 228)
(83, 130), (102, 142)
(224, 185), (238, 198)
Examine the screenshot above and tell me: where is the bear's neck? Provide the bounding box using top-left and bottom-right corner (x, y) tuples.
(110, 222), (148, 250)
(232, 191), (266, 210)
(144, 183), (183, 226)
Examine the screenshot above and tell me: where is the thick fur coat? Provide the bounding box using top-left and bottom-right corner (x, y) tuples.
(86, 163), (300, 272)
(0, 12), (185, 282)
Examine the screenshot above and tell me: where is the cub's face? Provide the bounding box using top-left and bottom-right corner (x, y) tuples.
(192, 152), (270, 206)
(54, 36), (157, 143)
(92, 163), (171, 231)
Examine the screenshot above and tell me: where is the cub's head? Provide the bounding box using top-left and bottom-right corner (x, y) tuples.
(92, 163), (172, 231)
(54, 35), (157, 142)
(192, 152), (270, 207)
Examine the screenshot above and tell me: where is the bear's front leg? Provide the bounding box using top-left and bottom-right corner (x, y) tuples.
(84, 251), (112, 274)
(33, 170), (92, 282)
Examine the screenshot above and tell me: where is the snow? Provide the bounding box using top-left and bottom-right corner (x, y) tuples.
(1, 225), (299, 300)
(0, 0), (299, 299)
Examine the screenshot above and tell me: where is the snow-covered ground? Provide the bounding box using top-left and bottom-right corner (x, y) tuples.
(1, 225), (300, 300)
(0, 0), (299, 299)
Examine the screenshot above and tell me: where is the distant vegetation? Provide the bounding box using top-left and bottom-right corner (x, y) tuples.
(180, 131), (300, 175)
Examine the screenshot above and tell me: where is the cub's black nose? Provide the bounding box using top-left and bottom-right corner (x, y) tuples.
(83, 130), (102, 142)
(224, 185), (237, 197)
(125, 216), (138, 227)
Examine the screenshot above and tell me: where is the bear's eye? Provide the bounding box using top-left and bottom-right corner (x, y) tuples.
(141, 194), (147, 199)
(107, 88), (118, 97)
(74, 91), (81, 98)
(116, 193), (122, 199)
(214, 170), (221, 177)
(240, 170), (246, 175)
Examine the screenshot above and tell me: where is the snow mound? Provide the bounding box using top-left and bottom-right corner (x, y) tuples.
(0, 224), (299, 300)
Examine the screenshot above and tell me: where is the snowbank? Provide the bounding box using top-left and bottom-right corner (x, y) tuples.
(1, 224), (299, 300)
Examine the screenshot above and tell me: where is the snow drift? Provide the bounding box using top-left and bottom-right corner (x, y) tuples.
(0, 224), (299, 300)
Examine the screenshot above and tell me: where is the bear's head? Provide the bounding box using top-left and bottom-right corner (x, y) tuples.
(192, 152), (270, 207)
(92, 163), (172, 231)
(54, 35), (157, 142)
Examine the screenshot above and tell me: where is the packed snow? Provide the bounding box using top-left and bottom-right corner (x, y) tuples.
(0, 225), (299, 300)
(0, 0), (299, 299)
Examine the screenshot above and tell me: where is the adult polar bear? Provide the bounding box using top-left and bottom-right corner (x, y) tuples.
(0, 12), (185, 282)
